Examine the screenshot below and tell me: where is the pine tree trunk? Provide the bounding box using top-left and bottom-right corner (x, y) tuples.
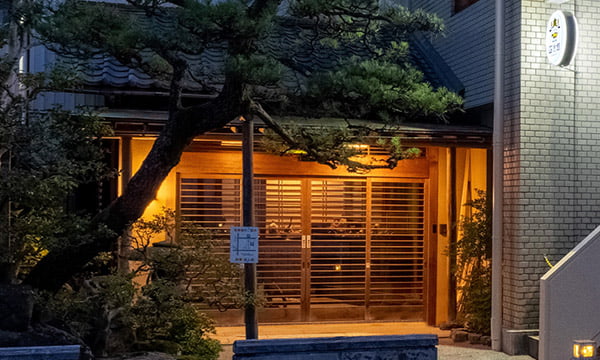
(24, 81), (248, 292)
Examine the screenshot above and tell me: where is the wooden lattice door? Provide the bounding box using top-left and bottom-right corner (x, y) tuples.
(178, 175), (427, 323)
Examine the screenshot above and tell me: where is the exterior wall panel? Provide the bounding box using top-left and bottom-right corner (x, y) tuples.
(405, 0), (495, 109)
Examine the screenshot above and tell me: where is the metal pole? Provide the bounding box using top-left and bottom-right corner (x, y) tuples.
(492, 0), (505, 351)
(242, 116), (258, 339)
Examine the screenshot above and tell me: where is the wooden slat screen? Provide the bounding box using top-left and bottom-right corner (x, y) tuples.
(310, 180), (367, 308)
(178, 176), (427, 322)
(255, 179), (303, 309)
(179, 177), (241, 231)
(179, 178), (242, 308)
(370, 181), (425, 311)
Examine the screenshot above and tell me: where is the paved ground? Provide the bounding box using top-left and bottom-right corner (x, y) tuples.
(214, 322), (535, 360)
(438, 345), (534, 360)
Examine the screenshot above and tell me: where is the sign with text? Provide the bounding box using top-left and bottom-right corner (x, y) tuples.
(546, 10), (578, 66)
(230, 226), (259, 263)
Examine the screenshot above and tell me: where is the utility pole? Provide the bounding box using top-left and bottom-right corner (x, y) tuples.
(242, 115), (258, 339)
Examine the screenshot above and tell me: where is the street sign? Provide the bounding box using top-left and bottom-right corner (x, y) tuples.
(230, 226), (259, 263)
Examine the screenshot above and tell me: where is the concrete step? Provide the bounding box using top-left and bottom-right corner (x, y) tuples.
(528, 335), (539, 359)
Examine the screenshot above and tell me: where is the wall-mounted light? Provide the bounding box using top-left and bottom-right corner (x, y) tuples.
(572, 340), (597, 359)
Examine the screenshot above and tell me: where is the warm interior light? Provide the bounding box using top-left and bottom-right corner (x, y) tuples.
(347, 144), (369, 151)
(286, 149), (308, 155)
(221, 140), (242, 147)
(334, 264), (342, 271)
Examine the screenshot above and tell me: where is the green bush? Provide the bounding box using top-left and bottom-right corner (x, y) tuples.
(39, 209), (244, 359)
(40, 272), (136, 355)
(452, 190), (492, 335)
(131, 280), (221, 359)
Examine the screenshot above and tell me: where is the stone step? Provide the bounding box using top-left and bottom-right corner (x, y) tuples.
(528, 335), (539, 359)
(233, 334), (438, 360)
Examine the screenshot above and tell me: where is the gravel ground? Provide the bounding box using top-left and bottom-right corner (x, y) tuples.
(438, 345), (535, 360)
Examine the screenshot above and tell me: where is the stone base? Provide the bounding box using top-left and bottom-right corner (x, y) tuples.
(528, 335), (539, 359)
(0, 345), (80, 360)
(233, 334), (438, 360)
(0, 324), (93, 360)
(502, 329), (539, 356)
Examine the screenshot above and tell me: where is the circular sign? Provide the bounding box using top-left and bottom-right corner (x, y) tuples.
(546, 10), (578, 66)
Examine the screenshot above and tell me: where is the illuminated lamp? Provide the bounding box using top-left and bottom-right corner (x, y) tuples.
(572, 340), (597, 359)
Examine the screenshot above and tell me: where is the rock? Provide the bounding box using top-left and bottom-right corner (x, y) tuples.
(439, 321), (463, 331)
(0, 284), (34, 332)
(480, 336), (492, 346)
(450, 329), (469, 343)
(468, 333), (482, 344)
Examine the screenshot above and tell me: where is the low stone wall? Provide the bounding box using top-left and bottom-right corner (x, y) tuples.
(0, 345), (81, 360)
(233, 334), (438, 360)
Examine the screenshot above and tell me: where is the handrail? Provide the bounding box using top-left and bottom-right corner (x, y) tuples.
(539, 225), (600, 360)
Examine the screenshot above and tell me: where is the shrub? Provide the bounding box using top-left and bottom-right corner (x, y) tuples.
(39, 209), (248, 359)
(452, 190), (492, 335)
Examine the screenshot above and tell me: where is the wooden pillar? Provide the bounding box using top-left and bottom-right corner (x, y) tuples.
(448, 147), (457, 321)
(118, 136), (133, 273)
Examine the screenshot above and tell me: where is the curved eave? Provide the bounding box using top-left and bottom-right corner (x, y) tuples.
(102, 110), (492, 148)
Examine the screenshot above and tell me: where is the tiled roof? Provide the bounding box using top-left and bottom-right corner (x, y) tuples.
(60, 7), (461, 96)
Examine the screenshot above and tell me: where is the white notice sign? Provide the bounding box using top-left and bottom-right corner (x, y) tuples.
(230, 227), (259, 263)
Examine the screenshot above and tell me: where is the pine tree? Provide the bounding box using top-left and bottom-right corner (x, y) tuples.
(3, 0), (462, 291)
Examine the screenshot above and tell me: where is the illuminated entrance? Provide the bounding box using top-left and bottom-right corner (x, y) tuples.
(178, 176), (428, 323)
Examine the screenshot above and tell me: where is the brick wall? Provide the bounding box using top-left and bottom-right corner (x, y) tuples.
(503, 0), (600, 331)
(411, 0), (600, 334)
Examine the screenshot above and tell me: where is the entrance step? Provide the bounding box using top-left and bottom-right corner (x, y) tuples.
(528, 335), (539, 359)
(215, 321), (450, 345)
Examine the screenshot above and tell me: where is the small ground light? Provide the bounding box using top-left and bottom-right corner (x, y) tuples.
(573, 340), (597, 359)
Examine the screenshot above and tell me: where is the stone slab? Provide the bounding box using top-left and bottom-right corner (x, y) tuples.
(233, 334), (438, 360)
(502, 329), (539, 356)
(0, 345), (81, 360)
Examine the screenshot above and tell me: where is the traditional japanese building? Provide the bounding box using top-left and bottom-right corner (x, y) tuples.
(20, 0), (493, 338)
(12, 0), (600, 357)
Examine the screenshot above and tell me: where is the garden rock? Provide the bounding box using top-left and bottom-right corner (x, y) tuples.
(450, 329), (469, 343)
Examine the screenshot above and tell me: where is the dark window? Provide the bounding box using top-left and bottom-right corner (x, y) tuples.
(454, 0), (479, 13)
